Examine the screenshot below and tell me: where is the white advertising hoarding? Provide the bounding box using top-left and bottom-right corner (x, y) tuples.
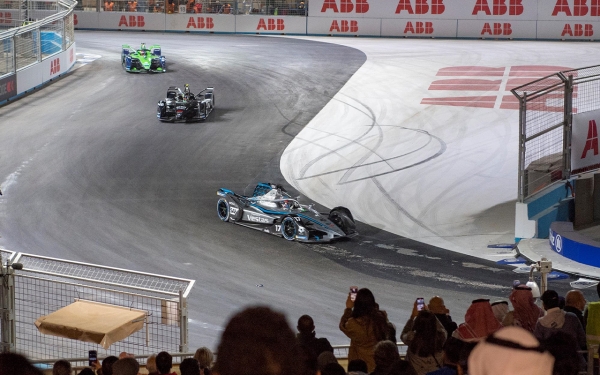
(308, 0), (537, 19)
(538, 0), (600, 21)
(74, 11), (100, 29)
(97, 12), (166, 31)
(537, 20), (599, 39)
(458, 19), (537, 38)
(381, 18), (456, 37)
(572, 108), (600, 174)
(165, 13), (235, 32)
(235, 15), (307, 34)
(308, 16), (381, 35)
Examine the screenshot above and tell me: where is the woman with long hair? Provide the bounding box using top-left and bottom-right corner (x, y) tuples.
(340, 288), (394, 372)
(401, 309), (447, 375)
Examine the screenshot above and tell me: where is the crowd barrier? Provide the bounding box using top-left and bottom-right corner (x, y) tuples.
(0, 0), (77, 106)
(70, 0), (600, 39)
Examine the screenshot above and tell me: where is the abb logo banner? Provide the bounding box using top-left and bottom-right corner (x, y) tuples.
(235, 15), (305, 33)
(49, 58), (61, 75)
(309, 0), (536, 19)
(0, 11), (13, 24)
(381, 18), (457, 37)
(165, 13), (234, 32)
(307, 17), (380, 34)
(0, 74), (17, 102)
(539, 0), (600, 20)
(457, 19), (537, 38)
(537, 21), (598, 39)
(98, 13), (164, 31)
(572, 109), (600, 174)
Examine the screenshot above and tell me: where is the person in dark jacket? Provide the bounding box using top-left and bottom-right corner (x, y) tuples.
(564, 289), (586, 331)
(427, 296), (457, 337)
(297, 314), (334, 357)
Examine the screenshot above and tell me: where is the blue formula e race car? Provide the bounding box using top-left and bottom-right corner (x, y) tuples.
(216, 183), (357, 243)
(122, 43), (166, 73)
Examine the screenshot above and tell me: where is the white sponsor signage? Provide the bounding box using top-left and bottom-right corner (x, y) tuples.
(307, 16), (381, 35)
(381, 18), (457, 37)
(572, 108), (600, 173)
(98, 12), (166, 31)
(308, 0), (537, 19)
(537, 20), (599, 39)
(165, 13), (235, 32)
(458, 19), (537, 38)
(235, 15), (307, 34)
(538, 0), (600, 21)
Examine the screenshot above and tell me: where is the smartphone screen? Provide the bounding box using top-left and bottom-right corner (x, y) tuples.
(89, 350), (97, 367)
(416, 298), (425, 311)
(350, 286), (358, 301)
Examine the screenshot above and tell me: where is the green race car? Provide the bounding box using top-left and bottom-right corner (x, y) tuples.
(121, 43), (166, 73)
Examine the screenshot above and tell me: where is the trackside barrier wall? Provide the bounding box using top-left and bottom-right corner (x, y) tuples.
(0, 251), (195, 360)
(0, 0), (77, 105)
(74, 0), (600, 39)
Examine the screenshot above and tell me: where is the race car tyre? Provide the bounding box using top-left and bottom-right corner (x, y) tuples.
(281, 216), (297, 241)
(329, 207), (356, 235)
(217, 198), (230, 222)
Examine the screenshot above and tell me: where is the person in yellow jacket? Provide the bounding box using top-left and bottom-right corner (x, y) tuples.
(339, 288), (394, 372)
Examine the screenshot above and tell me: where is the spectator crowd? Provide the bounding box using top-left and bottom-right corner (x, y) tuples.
(2, 281), (600, 375)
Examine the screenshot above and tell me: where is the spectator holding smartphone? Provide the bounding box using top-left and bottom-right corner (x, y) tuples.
(401, 302), (447, 375)
(340, 288), (394, 372)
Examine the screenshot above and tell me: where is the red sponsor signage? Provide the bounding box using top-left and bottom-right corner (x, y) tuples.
(186, 17), (214, 28)
(329, 19), (358, 31)
(74, 13), (78, 26)
(395, 0), (445, 15)
(481, 22), (513, 35)
(0, 12), (12, 23)
(552, 0), (600, 16)
(50, 58), (61, 75)
(472, 0), (524, 16)
(581, 120), (599, 159)
(320, 0), (369, 13)
(257, 18), (285, 30)
(118, 15), (145, 27)
(0, 74), (16, 102)
(404, 21), (434, 34)
(69, 48), (74, 63)
(562, 23), (594, 35)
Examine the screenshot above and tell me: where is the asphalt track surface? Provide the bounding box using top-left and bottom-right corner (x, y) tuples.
(0, 31), (593, 350)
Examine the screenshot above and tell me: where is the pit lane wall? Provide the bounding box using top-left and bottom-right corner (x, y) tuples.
(549, 222), (600, 268)
(74, 0), (600, 40)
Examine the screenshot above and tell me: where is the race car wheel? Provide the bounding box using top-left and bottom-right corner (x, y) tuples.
(217, 198), (230, 222)
(281, 216), (297, 241)
(329, 207), (356, 235)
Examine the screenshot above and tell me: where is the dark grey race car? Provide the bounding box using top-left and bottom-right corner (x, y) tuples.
(157, 84), (214, 122)
(216, 183), (357, 243)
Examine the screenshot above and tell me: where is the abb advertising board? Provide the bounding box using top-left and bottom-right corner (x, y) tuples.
(97, 12), (166, 31)
(381, 18), (457, 37)
(537, 0), (600, 39)
(308, 17), (381, 35)
(165, 13), (235, 32)
(458, 19), (537, 38)
(0, 74), (17, 102)
(308, 0), (537, 20)
(0, 10), (20, 27)
(235, 15), (307, 34)
(572, 108), (600, 174)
